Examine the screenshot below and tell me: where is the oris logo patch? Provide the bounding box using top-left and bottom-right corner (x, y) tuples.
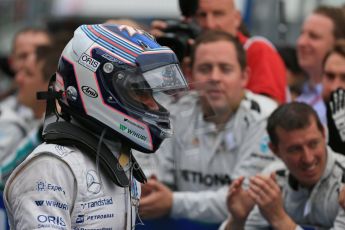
(82, 86), (98, 98)
(37, 215), (66, 227)
(78, 53), (100, 72)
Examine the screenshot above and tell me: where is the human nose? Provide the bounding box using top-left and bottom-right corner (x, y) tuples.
(301, 147), (314, 164)
(208, 68), (221, 82)
(144, 98), (159, 111)
(140, 94), (159, 111)
(15, 70), (25, 85)
(204, 14), (216, 30)
(297, 33), (308, 48)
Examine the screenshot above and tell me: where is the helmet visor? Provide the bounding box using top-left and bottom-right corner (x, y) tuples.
(114, 63), (188, 114)
(141, 63), (188, 94)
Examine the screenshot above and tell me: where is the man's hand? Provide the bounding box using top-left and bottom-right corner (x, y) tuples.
(227, 176), (255, 222)
(139, 179), (173, 219)
(330, 88), (345, 141)
(248, 173), (296, 230)
(150, 20), (168, 38)
(225, 176), (255, 230)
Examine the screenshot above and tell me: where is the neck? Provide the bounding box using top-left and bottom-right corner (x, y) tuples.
(204, 108), (233, 130)
(306, 68), (322, 87)
(202, 91), (245, 130)
(203, 93), (244, 130)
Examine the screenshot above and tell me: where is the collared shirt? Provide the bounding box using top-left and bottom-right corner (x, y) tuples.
(148, 91), (278, 224)
(296, 82), (327, 125)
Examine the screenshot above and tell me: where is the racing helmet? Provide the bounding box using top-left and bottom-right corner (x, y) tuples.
(54, 24), (188, 153)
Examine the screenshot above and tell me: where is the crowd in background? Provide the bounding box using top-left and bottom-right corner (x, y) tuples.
(1, 0), (345, 229)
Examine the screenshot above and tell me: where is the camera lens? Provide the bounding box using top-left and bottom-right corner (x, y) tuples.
(156, 20), (200, 62)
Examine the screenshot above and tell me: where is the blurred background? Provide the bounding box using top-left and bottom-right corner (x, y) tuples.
(0, 0), (344, 84)
(1, 0), (345, 52)
(0, 0), (344, 228)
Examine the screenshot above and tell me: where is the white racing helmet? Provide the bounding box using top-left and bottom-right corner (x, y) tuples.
(55, 24), (188, 153)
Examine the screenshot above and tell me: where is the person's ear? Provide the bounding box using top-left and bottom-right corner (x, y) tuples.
(240, 67), (249, 88)
(321, 126), (326, 139)
(234, 10), (242, 31)
(182, 56), (193, 85)
(269, 142), (280, 158)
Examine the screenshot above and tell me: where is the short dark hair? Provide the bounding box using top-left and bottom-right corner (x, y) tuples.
(12, 27), (52, 52)
(35, 46), (59, 82)
(314, 5), (345, 40)
(267, 102), (324, 146)
(190, 30), (246, 70)
(323, 39), (345, 68)
(35, 33), (68, 82)
(277, 46), (303, 75)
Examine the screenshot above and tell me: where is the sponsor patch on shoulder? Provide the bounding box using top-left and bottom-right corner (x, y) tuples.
(78, 53), (100, 72)
(260, 135), (270, 153)
(55, 145), (70, 157)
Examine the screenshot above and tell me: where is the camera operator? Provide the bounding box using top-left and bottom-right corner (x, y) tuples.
(151, 0), (287, 104)
(150, 0), (198, 37)
(151, 0), (199, 89)
(155, 20), (200, 63)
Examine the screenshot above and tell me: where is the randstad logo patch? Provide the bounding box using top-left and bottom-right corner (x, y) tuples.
(78, 53), (100, 72)
(80, 197), (113, 209)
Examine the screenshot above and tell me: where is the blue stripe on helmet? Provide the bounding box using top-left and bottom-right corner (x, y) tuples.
(81, 25), (136, 63)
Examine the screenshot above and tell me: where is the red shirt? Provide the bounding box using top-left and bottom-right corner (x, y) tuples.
(237, 32), (287, 104)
